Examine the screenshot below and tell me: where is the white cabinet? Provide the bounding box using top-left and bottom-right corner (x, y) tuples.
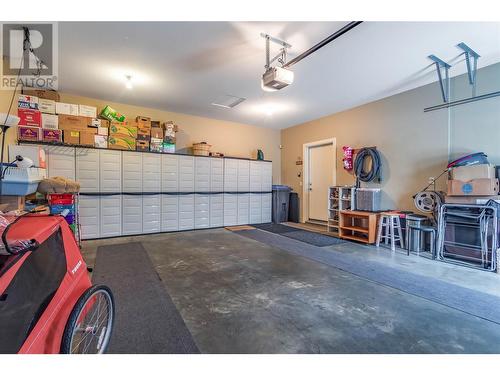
(142, 154), (161, 192)
(249, 193), (262, 224)
(179, 156), (195, 192)
(161, 154), (178, 192)
(210, 158), (224, 192)
(262, 193), (272, 223)
(76, 149), (99, 192)
(195, 157), (210, 192)
(262, 162), (273, 192)
(161, 195), (178, 232)
(100, 195), (122, 237)
(224, 193), (238, 226)
(210, 194), (224, 227)
(179, 194), (194, 230)
(79, 195), (100, 239)
(100, 150), (122, 192)
(122, 153), (142, 192)
(47, 146), (75, 180)
(237, 193), (250, 225)
(249, 161), (262, 192)
(224, 159), (238, 192)
(195, 194), (210, 229)
(143, 195), (161, 233)
(122, 195), (143, 235)
(237, 160), (250, 192)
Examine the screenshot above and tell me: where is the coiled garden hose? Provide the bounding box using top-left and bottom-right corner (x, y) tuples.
(354, 147), (381, 184)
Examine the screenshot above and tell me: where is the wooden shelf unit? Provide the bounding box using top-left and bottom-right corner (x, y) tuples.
(339, 210), (379, 244)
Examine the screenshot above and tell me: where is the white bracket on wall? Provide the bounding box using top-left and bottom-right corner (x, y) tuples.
(457, 42), (480, 96)
(428, 54), (451, 103)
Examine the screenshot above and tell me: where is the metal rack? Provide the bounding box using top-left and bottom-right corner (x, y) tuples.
(437, 203), (498, 272)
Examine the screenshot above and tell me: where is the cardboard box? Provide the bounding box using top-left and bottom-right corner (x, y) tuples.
(41, 113), (59, 129)
(109, 123), (137, 138)
(150, 138), (162, 152)
(451, 164), (496, 181)
(18, 108), (41, 127)
(162, 142), (175, 153)
(9, 144), (46, 168)
(64, 130), (80, 145)
(18, 94), (39, 105)
(18, 126), (41, 141)
(447, 178), (499, 196)
(136, 140), (150, 151)
(150, 127), (163, 139)
(22, 88), (60, 101)
(445, 195), (500, 204)
(38, 98), (56, 114)
(137, 127), (151, 141)
(18, 101), (38, 110)
(136, 116), (151, 129)
(79, 104), (97, 118)
(100, 119), (110, 127)
(97, 126), (108, 136)
(100, 105), (125, 122)
(55, 102), (79, 116)
(90, 118), (102, 128)
(94, 135), (108, 148)
(42, 129), (62, 143)
(80, 130), (97, 146)
(58, 115), (92, 130)
(151, 120), (160, 128)
(108, 136), (136, 150)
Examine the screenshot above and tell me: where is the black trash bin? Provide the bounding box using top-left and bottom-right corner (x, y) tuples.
(288, 192), (299, 223)
(272, 185), (292, 223)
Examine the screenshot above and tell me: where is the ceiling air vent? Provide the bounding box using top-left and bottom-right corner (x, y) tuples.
(211, 95), (246, 109)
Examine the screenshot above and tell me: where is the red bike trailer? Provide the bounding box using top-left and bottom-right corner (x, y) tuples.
(0, 215), (114, 354)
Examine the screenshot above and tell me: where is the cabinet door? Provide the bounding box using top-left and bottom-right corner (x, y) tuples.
(237, 193), (250, 225)
(47, 146), (75, 179)
(122, 152), (142, 192)
(249, 193), (262, 224)
(76, 148), (100, 193)
(195, 194), (210, 229)
(122, 195), (143, 235)
(249, 161), (262, 192)
(179, 156), (195, 192)
(237, 160), (250, 192)
(100, 150), (122, 192)
(143, 195), (161, 233)
(210, 194), (224, 228)
(161, 195), (178, 232)
(143, 154), (161, 192)
(223, 193), (237, 226)
(178, 194), (194, 230)
(100, 195), (122, 237)
(262, 193), (272, 223)
(261, 162), (273, 192)
(195, 157), (210, 192)
(223, 159), (238, 192)
(161, 154), (179, 192)
(210, 158), (224, 192)
(79, 195), (100, 239)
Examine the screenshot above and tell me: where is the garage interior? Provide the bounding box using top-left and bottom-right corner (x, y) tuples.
(1, 20), (500, 355)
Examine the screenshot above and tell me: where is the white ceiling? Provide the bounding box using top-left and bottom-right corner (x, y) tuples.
(58, 21), (500, 129)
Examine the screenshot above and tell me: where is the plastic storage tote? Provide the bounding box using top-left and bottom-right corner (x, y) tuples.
(0, 166), (46, 195)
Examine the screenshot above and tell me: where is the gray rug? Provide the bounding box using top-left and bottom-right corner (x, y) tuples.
(282, 230), (345, 247)
(252, 223), (300, 234)
(92, 242), (199, 354)
(236, 229), (500, 326)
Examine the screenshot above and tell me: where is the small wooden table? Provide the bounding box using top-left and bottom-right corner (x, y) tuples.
(339, 210), (380, 244)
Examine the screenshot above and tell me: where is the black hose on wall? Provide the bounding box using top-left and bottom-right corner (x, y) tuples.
(354, 147), (381, 186)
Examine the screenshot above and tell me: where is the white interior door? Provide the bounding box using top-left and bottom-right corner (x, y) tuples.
(308, 143), (334, 221)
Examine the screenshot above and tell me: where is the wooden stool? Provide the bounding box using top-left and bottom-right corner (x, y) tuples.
(376, 213), (405, 251)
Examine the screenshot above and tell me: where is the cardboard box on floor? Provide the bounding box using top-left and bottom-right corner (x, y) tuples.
(447, 178), (499, 196)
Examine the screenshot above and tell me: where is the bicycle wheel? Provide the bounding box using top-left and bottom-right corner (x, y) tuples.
(61, 285), (114, 354)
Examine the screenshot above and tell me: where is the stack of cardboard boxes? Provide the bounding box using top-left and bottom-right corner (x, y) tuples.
(136, 116), (152, 151)
(446, 163), (500, 204)
(150, 120), (163, 152)
(162, 121), (177, 153)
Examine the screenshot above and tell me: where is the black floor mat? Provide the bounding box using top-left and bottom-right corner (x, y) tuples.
(282, 230), (345, 247)
(252, 223), (300, 234)
(92, 242), (199, 354)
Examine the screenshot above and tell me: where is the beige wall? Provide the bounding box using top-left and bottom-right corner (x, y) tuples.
(2, 90), (281, 182)
(281, 63), (500, 219)
(0, 87), (18, 157)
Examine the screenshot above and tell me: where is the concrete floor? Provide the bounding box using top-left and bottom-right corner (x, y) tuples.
(82, 228), (500, 354)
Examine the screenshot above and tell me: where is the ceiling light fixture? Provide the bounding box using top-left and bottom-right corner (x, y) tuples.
(125, 75), (133, 89)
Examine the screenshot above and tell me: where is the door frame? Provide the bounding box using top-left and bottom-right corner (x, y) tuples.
(302, 138), (336, 223)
